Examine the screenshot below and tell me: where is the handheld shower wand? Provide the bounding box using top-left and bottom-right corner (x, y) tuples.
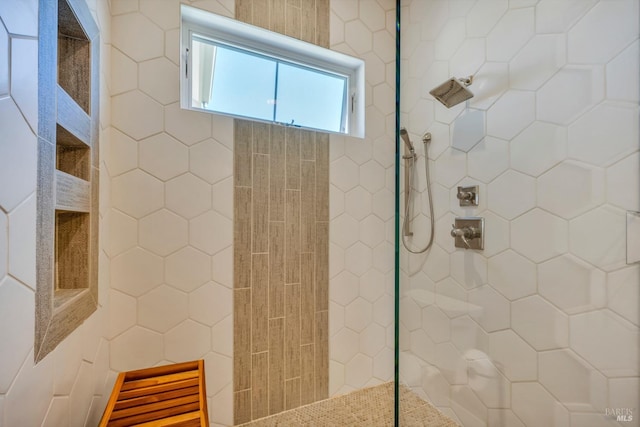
(400, 128), (435, 254)
(400, 128), (416, 159)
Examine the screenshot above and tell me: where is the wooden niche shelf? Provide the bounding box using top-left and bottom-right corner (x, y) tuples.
(35, 0), (100, 362)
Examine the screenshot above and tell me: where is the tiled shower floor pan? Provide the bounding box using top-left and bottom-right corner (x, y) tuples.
(236, 382), (459, 426)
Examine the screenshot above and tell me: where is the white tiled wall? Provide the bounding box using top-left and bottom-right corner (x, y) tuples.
(0, 0), (112, 425)
(399, 1), (640, 426)
(107, 1), (235, 426)
(328, 0), (397, 395)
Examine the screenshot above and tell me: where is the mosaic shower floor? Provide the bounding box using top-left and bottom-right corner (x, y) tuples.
(236, 382), (460, 426)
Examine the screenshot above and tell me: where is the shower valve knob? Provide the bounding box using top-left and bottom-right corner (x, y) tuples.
(456, 185), (479, 207)
(457, 191), (474, 201)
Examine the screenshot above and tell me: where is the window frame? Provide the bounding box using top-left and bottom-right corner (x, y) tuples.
(180, 4), (365, 138)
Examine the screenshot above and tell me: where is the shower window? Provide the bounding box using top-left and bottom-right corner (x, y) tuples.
(181, 5), (365, 137)
(190, 37), (347, 133)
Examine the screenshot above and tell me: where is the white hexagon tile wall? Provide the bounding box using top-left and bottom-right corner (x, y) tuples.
(109, 1), (235, 426)
(0, 0), (113, 426)
(399, 1), (640, 426)
(329, 0), (398, 396)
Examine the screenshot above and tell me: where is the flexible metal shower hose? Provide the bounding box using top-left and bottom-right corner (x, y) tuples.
(401, 139), (435, 254)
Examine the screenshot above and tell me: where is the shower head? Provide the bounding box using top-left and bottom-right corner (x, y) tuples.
(429, 76), (474, 108)
(400, 128), (415, 153)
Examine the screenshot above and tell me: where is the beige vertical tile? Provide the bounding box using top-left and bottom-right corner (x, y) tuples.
(252, 254), (269, 353)
(301, 160), (316, 253)
(315, 221), (329, 312)
(300, 130), (315, 160)
(285, 190), (300, 284)
(300, 252), (314, 345)
(315, 0), (330, 48)
(252, 352), (269, 420)
(270, 0), (286, 33)
(269, 221), (285, 319)
(234, 288), (252, 391)
(233, 0), (332, 418)
(300, 343), (315, 405)
(285, 2), (301, 39)
(236, 0), (253, 22)
(285, 128), (300, 190)
(285, 378), (301, 410)
(252, 0), (270, 30)
(315, 132), (329, 221)
(269, 317), (285, 415)
(315, 310), (329, 400)
(252, 154), (269, 253)
(253, 122), (271, 155)
(234, 186), (252, 289)
(234, 389), (252, 425)
(300, 0), (316, 44)
(285, 283), (301, 379)
(270, 126), (285, 222)
(234, 119), (253, 187)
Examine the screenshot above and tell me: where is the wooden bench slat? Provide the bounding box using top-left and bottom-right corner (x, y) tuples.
(114, 385), (200, 411)
(120, 371), (200, 392)
(134, 411), (202, 427)
(123, 361), (201, 381)
(118, 378), (200, 401)
(110, 394), (200, 420)
(108, 402), (201, 427)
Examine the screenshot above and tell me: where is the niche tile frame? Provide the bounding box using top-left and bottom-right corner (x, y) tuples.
(35, 0), (100, 362)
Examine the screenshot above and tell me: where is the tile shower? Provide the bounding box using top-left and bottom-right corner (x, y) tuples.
(398, 1), (640, 426)
(0, 1), (637, 427)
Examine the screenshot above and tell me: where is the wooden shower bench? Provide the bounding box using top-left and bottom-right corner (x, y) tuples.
(99, 360), (209, 426)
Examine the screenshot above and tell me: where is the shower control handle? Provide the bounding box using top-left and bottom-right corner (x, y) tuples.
(451, 217), (484, 250)
(450, 225), (480, 248)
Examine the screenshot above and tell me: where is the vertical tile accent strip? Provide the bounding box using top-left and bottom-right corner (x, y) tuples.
(315, 221), (329, 312)
(268, 317), (285, 415)
(285, 0), (301, 39)
(234, 389), (252, 425)
(252, 254), (269, 353)
(270, 0), (286, 34)
(252, 0), (270, 30)
(315, 133), (330, 221)
(300, 129), (316, 160)
(269, 221), (285, 319)
(234, 120), (253, 187)
(285, 190), (301, 284)
(285, 283), (301, 379)
(315, 0), (330, 48)
(252, 154), (269, 253)
(253, 122), (270, 154)
(285, 378), (301, 410)
(300, 252), (315, 345)
(234, 0), (330, 422)
(234, 186), (252, 289)
(300, 0), (316, 44)
(300, 343), (315, 404)
(315, 309), (329, 400)
(252, 352), (269, 420)
(236, 0), (252, 25)
(234, 288), (252, 391)
(270, 125), (286, 222)
(285, 128), (301, 190)
(301, 160), (316, 252)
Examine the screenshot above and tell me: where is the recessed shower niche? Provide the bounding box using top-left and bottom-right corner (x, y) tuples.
(35, 0), (100, 362)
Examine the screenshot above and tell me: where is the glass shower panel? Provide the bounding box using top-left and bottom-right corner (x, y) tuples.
(397, 0), (640, 426)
